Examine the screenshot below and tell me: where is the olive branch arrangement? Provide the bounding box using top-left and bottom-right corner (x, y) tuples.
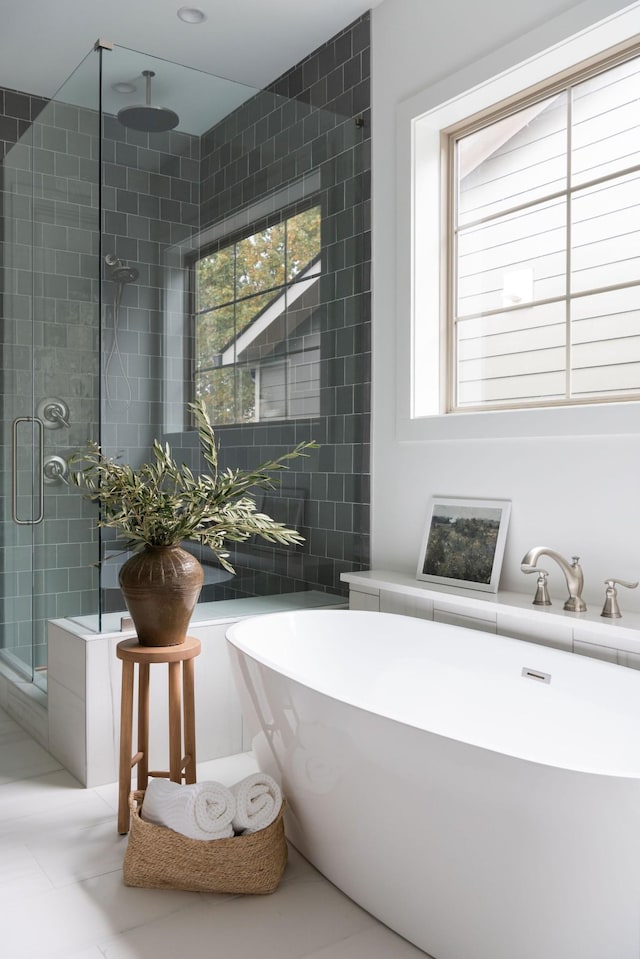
(68, 399), (315, 573)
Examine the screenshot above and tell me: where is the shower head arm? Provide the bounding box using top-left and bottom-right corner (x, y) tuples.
(143, 70), (154, 106)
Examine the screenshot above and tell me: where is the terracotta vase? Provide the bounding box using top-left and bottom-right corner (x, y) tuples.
(118, 545), (204, 646)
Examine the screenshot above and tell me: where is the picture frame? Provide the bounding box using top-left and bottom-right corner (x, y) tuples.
(416, 496), (511, 593)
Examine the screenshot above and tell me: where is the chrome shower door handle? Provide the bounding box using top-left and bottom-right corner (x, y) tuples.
(12, 416), (44, 525)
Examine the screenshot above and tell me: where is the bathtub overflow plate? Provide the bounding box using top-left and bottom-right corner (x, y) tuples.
(521, 666), (551, 684)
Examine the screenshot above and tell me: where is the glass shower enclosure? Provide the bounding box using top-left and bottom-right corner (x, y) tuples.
(1, 32), (370, 688)
(0, 42), (263, 685)
(1, 50), (102, 688)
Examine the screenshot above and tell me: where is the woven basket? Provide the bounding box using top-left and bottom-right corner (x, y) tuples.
(123, 790), (288, 894)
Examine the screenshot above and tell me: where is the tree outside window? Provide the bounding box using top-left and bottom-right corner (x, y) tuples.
(194, 206), (321, 425)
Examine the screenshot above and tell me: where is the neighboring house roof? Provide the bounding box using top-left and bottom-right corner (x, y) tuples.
(218, 256), (321, 366)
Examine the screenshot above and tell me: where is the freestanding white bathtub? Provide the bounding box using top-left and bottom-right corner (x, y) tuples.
(226, 609), (640, 959)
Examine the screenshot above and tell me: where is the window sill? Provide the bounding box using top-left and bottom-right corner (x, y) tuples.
(398, 399), (640, 443)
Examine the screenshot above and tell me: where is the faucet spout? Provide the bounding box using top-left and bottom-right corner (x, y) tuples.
(520, 546), (587, 613)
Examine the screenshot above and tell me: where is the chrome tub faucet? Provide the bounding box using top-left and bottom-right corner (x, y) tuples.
(521, 547), (587, 612)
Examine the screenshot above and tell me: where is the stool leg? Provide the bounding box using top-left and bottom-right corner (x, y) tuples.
(183, 657), (197, 784)
(137, 662), (150, 791)
(118, 660), (135, 834)
(168, 660), (182, 783)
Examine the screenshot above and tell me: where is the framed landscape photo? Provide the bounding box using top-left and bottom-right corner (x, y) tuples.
(416, 496), (511, 593)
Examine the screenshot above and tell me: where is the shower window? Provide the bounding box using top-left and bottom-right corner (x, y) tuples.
(192, 204), (321, 425)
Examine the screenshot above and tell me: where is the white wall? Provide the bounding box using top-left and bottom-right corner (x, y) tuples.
(371, 0), (640, 611)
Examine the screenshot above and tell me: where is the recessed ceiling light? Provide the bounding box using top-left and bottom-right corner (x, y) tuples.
(177, 7), (207, 23)
(112, 81), (137, 95)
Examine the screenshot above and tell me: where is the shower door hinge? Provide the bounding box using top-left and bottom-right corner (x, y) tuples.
(94, 38), (114, 51)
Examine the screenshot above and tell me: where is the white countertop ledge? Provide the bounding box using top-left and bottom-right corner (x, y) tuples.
(341, 570), (640, 656)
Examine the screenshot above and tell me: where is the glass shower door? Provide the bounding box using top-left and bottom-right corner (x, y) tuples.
(1, 48), (102, 687)
(2, 119), (37, 677)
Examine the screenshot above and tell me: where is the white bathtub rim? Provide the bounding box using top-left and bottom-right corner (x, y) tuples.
(226, 608), (640, 780)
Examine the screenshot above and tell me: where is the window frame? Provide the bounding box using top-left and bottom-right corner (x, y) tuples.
(187, 197), (322, 427)
(396, 2), (640, 442)
(443, 39), (640, 415)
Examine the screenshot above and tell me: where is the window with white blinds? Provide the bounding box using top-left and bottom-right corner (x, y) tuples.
(447, 44), (640, 413)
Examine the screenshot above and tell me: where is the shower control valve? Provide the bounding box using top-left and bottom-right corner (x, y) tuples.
(36, 397), (70, 429)
(43, 455), (69, 485)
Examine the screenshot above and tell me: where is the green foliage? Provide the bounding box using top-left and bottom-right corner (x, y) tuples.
(196, 207), (321, 318)
(67, 399), (316, 574)
(195, 206), (321, 425)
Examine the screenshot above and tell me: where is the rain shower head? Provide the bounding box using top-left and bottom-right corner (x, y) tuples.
(117, 70), (179, 133)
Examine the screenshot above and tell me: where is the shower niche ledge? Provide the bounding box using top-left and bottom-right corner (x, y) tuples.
(341, 569), (640, 669)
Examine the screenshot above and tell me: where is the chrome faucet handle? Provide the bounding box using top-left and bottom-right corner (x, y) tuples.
(601, 578), (639, 619)
(36, 397), (70, 429)
(522, 567), (552, 606)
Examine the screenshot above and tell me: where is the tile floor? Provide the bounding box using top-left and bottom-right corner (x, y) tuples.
(0, 706), (430, 959)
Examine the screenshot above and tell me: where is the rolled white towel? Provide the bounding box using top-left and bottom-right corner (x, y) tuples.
(231, 772), (282, 834)
(141, 779), (236, 840)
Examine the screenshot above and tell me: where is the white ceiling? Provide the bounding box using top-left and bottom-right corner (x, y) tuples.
(1, 0), (380, 101)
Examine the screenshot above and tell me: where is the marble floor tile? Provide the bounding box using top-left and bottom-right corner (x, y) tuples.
(97, 879), (376, 959)
(66, 949), (110, 959)
(0, 767), (88, 822)
(22, 816), (126, 887)
(0, 788), (114, 842)
(0, 840), (54, 898)
(0, 727), (62, 784)
(304, 926), (433, 958)
(278, 843), (326, 885)
(0, 711), (431, 959)
(4, 868), (198, 959)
